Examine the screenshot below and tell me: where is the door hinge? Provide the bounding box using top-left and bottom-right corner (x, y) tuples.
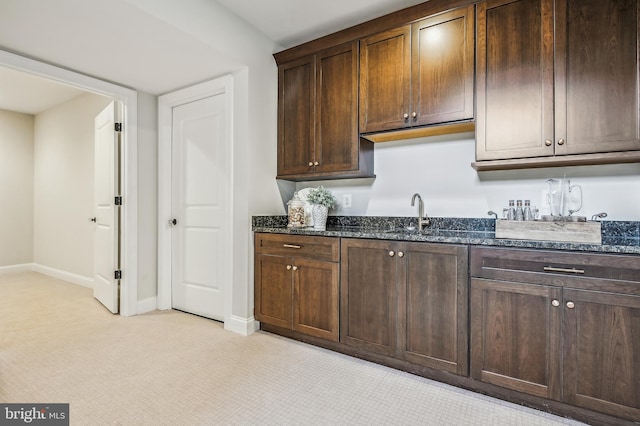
(114, 270), (122, 280)
(115, 196), (123, 206)
(114, 122), (122, 132)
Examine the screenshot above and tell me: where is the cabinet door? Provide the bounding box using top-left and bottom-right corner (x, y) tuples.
(476, 0), (555, 161)
(341, 239), (398, 356)
(398, 243), (468, 375)
(315, 42), (359, 174)
(277, 55), (315, 176)
(359, 26), (411, 133)
(254, 254), (293, 329)
(563, 289), (640, 422)
(412, 6), (475, 126)
(293, 258), (340, 342)
(555, 0), (640, 156)
(470, 278), (562, 400)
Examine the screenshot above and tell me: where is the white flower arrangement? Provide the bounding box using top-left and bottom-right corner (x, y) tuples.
(307, 186), (337, 209)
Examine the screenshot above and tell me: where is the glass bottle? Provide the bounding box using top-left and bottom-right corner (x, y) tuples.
(506, 200), (516, 220)
(523, 200), (533, 221)
(515, 200), (524, 221)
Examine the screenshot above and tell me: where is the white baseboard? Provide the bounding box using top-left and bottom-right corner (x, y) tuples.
(32, 264), (93, 288)
(0, 263), (34, 275)
(224, 315), (259, 336)
(137, 296), (157, 314)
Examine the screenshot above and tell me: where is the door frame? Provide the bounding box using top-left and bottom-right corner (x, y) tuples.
(0, 49), (139, 316)
(157, 76), (234, 326)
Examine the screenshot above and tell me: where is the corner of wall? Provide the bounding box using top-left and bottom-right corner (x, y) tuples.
(224, 315), (259, 336)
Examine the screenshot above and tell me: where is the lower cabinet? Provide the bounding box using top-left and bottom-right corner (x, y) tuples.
(470, 278), (563, 399)
(254, 234), (640, 423)
(341, 238), (469, 376)
(254, 233), (340, 342)
(470, 247), (640, 423)
(563, 289), (640, 421)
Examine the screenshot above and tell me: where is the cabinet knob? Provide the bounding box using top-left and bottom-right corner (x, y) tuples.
(286, 265), (292, 270)
(403, 113), (409, 120)
(545, 140), (552, 147)
(411, 112), (417, 118)
(308, 161), (314, 167)
(557, 138), (565, 146)
(314, 161), (319, 166)
(389, 251), (395, 257)
(292, 265), (298, 271)
(566, 301), (575, 309)
(397, 251), (404, 258)
(551, 299), (560, 307)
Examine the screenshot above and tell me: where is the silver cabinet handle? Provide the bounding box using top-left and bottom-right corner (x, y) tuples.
(314, 161), (319, 166)
(545, 140), (552, 146)
(557, 138), (565, 145)
(389, 251), (395, 257)
(566, 301), (575, 309)
(286, 265), (292, 270)
(543, 266), (584, 274)
(308, 162), (314, 167)
(411, 112), (417, 118)
(403, 113), (409, 119)
(283, 244), (301, 249)
(398, 251), (404, 258)
(292, 266), (298, 271)
(551, 299), (560, 307)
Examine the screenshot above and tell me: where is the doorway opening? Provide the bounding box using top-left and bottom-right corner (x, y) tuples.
(0, 49), (139, 315)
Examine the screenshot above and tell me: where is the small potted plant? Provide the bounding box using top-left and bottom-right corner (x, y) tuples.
(306, 186), (336, 231)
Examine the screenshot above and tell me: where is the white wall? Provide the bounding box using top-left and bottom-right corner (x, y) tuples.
(33, 93), (112, 278)
(0, 109), (34, 266)
(129, 0), (281, 326)
(298, 133), (640, 221)
(136, 92), (158, 301)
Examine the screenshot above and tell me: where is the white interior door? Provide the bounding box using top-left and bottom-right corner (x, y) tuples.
(171, 93), (229, 321)
(93, 101), (120, 313)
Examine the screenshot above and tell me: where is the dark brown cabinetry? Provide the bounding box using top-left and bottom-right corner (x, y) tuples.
(471, 278), (562, 399)
(341, 238), (468, 375)
(475, 0), (640, 167)
(470, 247), (640, 422)
(277, 41), (374, 181)
(359, 6), (475, 134)
(254, 233), (340, 341)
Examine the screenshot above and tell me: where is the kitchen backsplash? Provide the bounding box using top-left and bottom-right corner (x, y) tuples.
(293, 137), (640, 221)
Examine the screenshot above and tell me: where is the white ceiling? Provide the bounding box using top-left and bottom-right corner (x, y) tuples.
(217, 0), (428, 49)
(0, 0), (426, 115)
(0, 66), (86, 115)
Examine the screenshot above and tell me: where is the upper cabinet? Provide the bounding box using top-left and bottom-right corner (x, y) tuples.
(277, 55), (314, 177)
(555, 0), (640, 156)
(359, 6), (475, 134)
(359, 26), (411, 133)
(475, 0), (640, 168)
(277, 41), (374, 181)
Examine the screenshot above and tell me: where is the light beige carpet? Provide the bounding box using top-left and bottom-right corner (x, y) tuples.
(0, 272), (586, 426)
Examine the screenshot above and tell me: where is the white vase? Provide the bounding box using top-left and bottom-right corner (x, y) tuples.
(311, 204), (329, 231)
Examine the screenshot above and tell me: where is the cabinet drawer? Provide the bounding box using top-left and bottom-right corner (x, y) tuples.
(255, 233), (340, 262)
(470, 247), (640, 295)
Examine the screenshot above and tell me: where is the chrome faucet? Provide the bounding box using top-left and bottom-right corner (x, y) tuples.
(411, 193), (430, 231)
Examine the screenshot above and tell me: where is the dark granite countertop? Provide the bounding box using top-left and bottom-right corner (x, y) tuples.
(252, 216), (640, 255)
